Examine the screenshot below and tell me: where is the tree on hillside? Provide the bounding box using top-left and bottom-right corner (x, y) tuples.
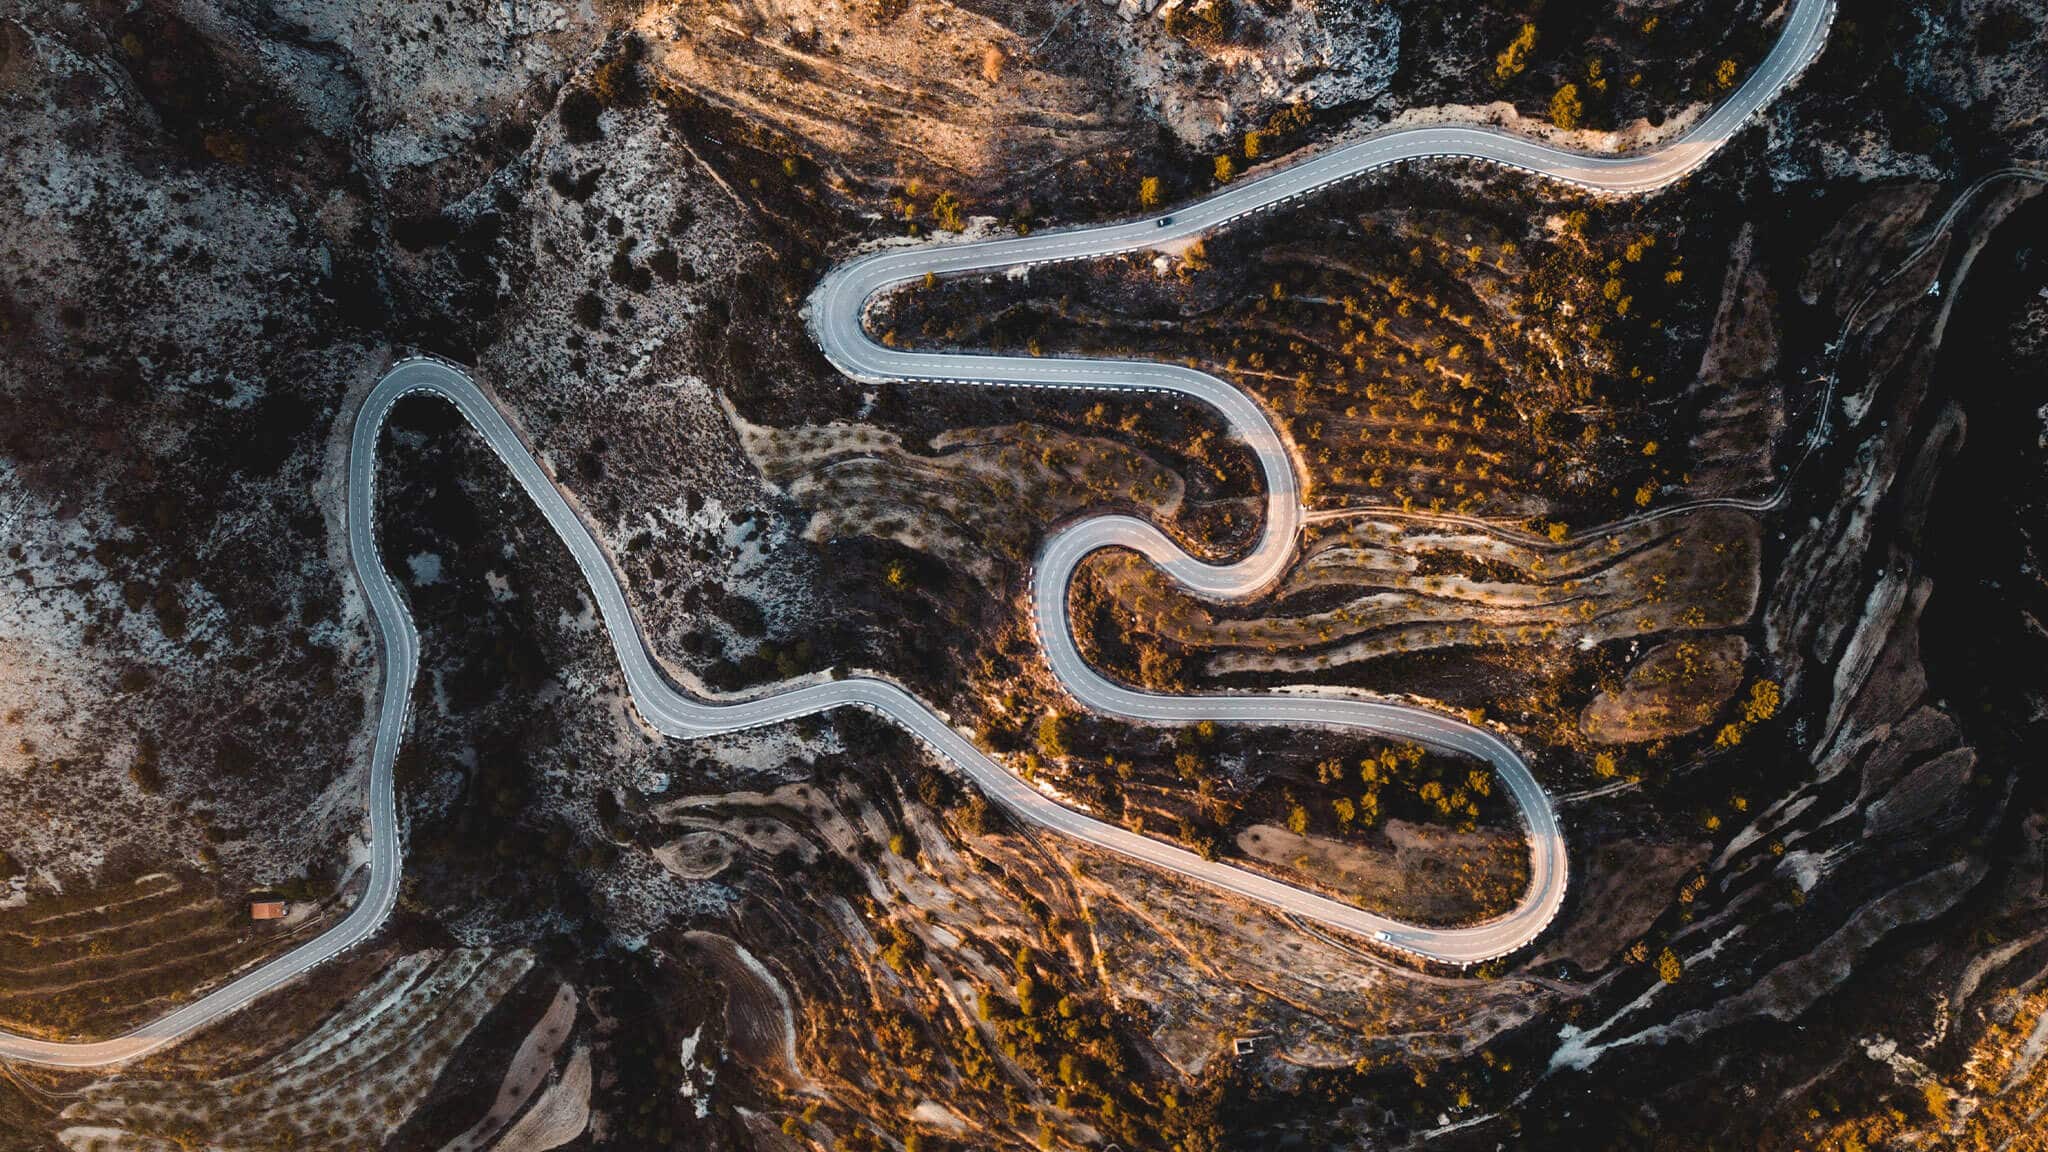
(1164, 0), (1230, 47)
(1037, 712), (1070, 758)
(1493, 22), (1539, 85)
(1550, 83), (1584, 130)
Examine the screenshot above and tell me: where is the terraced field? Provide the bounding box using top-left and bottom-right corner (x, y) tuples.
(1081, 506), (1759, 678)
(876, 188), (1730, 530)
(0, 872), (318, 1041)
(737, 411), (1200, 589)
(53, 949), (533, 1152)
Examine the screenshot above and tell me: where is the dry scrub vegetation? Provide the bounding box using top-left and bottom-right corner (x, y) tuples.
(882, 188), (1739, 526)
(1580, 634), (1749, 744)
(852, 172), (1779, 783)
(1396, 0), (1770, 133)
(643, 739), (1558, 1151)
(1075, 851), (1550, 1069)
(1796, 987), (2048, 1152)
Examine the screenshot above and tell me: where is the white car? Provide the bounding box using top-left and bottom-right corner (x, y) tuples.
(1374, 930), (1393, 943)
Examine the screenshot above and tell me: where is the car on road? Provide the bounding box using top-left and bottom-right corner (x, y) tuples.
(1374, 931), (1393, 943)
(1156, 215), (1173, 227)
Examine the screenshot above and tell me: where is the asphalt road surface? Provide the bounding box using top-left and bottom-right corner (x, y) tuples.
(0, 0), (1830, 1067)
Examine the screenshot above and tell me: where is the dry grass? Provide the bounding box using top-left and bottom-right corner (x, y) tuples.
(491, 1046), (592, 1152)
(438, 982), (580, 1152)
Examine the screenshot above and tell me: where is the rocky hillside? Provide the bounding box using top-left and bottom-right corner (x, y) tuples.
(2, 0), (2046, 1149)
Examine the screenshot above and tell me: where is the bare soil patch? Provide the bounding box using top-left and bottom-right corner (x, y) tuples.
(1581, 634), (1749, 745)
(1236, 817), (1528, 928)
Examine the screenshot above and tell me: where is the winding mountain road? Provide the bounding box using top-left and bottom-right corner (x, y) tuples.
(0, 0), (1830, 1067)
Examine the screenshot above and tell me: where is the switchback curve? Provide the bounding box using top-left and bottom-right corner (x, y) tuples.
(0, 0), (1831, 1066)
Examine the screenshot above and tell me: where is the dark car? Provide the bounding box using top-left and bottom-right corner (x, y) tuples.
(1156, 215), (1173, 227)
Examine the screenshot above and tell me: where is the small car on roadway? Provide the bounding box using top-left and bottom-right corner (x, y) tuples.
(1156, 215), (1174, 227)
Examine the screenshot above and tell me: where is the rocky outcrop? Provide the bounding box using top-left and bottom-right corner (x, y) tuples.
(1293, 0), (1403, 110)
(1535, 176), (2047, 1142)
